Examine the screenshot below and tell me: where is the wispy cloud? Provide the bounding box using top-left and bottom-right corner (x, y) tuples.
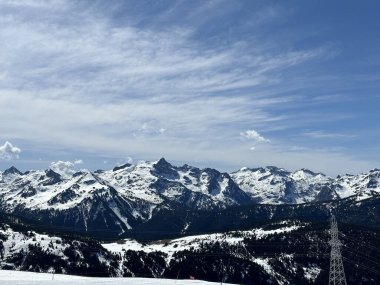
(0, 1), (375, 175)
(303, 131), (356, 140)
(0, 10), (327, 101)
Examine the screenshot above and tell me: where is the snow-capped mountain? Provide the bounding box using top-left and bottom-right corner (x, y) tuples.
(97, 158), (252, 210)
(231, 166), (331, 204)
(332, 169), (380, 200)
(1, 160), (380, 285)
(0, 167), (154, 235)
(0, 158), (253, 236)
(231, 166), (380, 203)
(0, 159), (379, 236)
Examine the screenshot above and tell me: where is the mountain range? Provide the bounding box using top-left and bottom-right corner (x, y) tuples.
(0, 158), (379, 238)
(1, 158), (380, 284)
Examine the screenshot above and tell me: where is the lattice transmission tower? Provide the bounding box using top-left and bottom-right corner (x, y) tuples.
(328, 215), (347, 285)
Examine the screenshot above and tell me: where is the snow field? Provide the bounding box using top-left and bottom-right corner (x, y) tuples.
(0, 270), (235, 285)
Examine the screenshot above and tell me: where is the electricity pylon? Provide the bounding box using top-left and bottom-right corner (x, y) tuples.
(328, 215), (347, 285)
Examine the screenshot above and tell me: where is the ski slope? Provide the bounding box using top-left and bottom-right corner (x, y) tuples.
(0, 270), (234, 285)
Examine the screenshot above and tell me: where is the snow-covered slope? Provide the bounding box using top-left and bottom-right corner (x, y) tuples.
(103, 223), (302, 263)
(0, 223), (120, 275)
(0, 217), (327, 284)
(0, 219), (316, 285)
(0, 270), (229, 285)
(0, 224), (69, 263)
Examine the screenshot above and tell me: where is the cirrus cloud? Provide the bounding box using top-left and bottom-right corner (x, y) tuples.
(0, 1), (376, 176)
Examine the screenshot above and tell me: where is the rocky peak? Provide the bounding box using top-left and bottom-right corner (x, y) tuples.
(46, 169), (61, 179)
(41, 169), (62, 185)
(151, 158), (179, 179)
(3, 166), (23, 176)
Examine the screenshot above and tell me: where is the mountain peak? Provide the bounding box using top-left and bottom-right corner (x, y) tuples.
(3, 166), (23, 176)
(153, 158), (175, 171)
(46, 169), (61, 178)
(152, 158), (178, 179)
(42, 169), (62, 185)
(155, 157), (170, 165)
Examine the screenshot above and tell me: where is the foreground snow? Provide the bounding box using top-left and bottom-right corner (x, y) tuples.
(0, 270), (234, 285)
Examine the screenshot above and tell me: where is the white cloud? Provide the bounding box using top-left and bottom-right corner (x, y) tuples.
(74, 159), (83, 164)
(0, 141), (21, 160)
(50, 160), (79, 178)
(240, 130), (271, 143)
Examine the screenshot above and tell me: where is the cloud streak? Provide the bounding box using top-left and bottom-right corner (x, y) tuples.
(303, 131), (356, 140)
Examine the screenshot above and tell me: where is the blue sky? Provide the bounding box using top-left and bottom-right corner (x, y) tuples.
(0, 0), (379, 176)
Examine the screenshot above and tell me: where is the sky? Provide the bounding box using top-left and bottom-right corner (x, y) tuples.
(0, 0), (379, 176)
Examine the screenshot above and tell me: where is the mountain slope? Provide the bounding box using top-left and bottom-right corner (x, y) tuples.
(1, 215), (379, 285)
